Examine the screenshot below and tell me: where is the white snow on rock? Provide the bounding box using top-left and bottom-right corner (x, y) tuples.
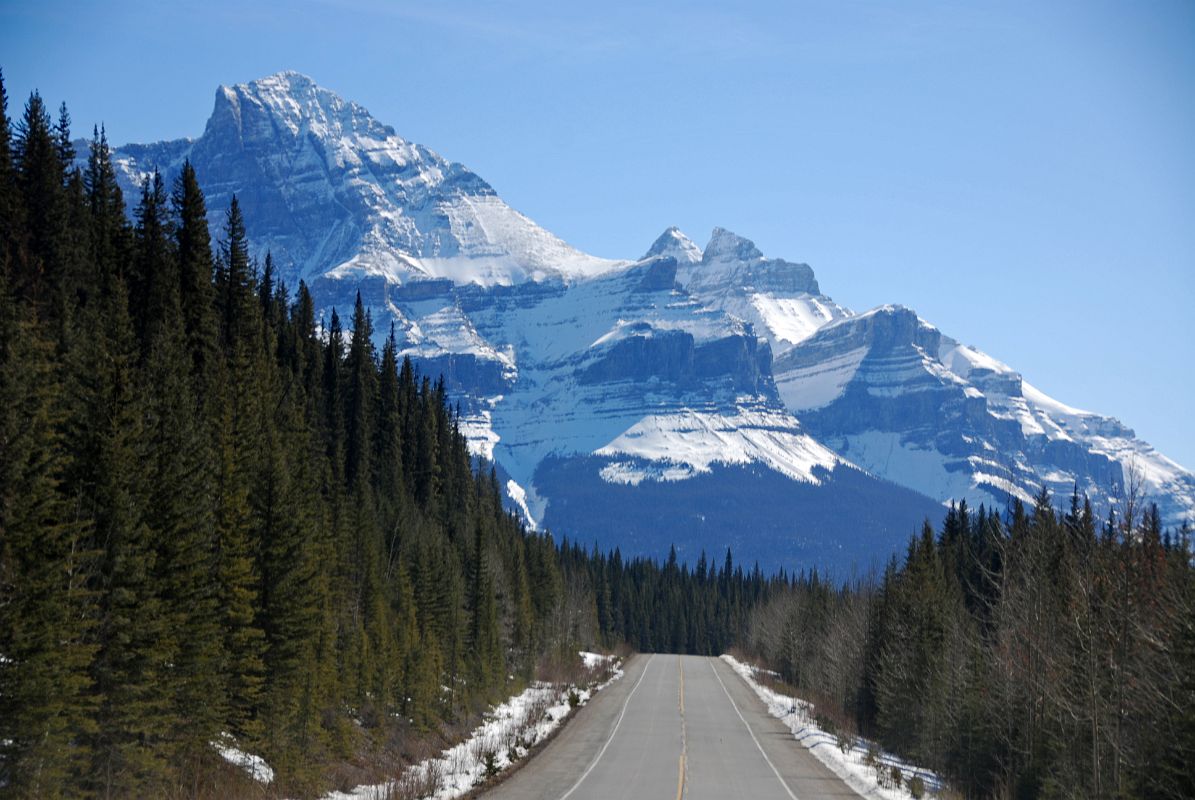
(505, 479), (539, 530)
(642, 226), (704, 266)
(457, 401), (502, 462)
(750, 292), (845, 347)
(596, 408), (840, 485)
(722, 655), (939, 800)
(777, 345), (869, 412)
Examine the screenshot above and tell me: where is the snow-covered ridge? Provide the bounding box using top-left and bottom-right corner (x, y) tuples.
(783, 304), (1195, 524)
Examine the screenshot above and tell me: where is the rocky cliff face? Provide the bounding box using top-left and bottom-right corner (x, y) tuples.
(104, 72), (1195, 569)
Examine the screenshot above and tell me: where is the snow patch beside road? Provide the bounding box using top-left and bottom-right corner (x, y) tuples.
(722, 655), (939, 800)
(325, 654), (624, 800)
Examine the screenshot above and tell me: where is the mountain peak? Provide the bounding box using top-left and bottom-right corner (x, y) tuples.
(251, 69), (316, 88)
(210, 71), (392, 144)
(680, 227), (820, 296)
(703, 227), (764, 264)
(643, 226), (702, 264)
(124, 72), (622, 293)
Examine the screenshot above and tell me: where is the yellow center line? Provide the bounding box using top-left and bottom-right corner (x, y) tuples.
(677, 655), (687, 800)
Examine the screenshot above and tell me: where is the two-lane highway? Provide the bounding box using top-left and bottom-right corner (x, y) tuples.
(482, 654), (862, 800)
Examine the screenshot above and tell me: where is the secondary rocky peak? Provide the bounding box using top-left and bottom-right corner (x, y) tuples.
(702, 227), (764, 264)
(643, 226), (703, 265)
(681, 227), (819, 296)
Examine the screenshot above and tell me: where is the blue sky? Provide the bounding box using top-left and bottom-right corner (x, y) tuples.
(3, 0), (1193, 469)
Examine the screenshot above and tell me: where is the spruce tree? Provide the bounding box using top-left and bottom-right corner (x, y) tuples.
(52, 103), (74, 173)
(134, 187), (226, 783)
(209, 197), (269, 747)
(256, 363), (329, 781)
(13, 91), (64, 311)
(214, 195), (254, 357)
(0, 70), (26, 290)
(374, 327), (409, 578)
(131, 172), (179, 354)
(76, 277), (176, 797)
(0, 271), (97, 798)
(83, 125), (129, 292)
(172, 160), (218, 389)
(468, 520), (503, 700)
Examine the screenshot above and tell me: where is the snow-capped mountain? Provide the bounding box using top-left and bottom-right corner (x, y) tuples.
(111, 71), (621, 290)
(106, 72), (1194, 569)
(778, 305), (1195, 524)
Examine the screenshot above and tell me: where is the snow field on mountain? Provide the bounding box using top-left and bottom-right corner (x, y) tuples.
(750, 292), (845, 347)
(722, 655), (939, 800)
(456, 401), (502, 462)
(776, 345), (870, 411)
(595, 407), (840, 485)
(832, 431), (1036, 507)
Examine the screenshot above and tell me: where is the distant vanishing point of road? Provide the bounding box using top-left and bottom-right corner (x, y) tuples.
(482, 654), (863, 800)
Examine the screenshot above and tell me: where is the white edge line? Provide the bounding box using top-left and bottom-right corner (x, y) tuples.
(708, 658), (800, 800)
(560, 653), (655, 800)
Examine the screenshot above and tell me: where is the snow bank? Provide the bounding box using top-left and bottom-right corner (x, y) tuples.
(325, 655), (624, 800)
(212, 734), (275, 785)
(579, 651), (616, 670)
(721, 655), (940, 800)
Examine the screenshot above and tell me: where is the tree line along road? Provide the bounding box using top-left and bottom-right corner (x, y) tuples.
(481, 654), (864, 800)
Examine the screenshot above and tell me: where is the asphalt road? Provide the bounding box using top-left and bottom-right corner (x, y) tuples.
(481, 654), (863, 800)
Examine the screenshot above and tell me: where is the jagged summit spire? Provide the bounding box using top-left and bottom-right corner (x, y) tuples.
(702, 227), (764, 264)
(643, 226), (702, 264)
(677, 227), (820, 296)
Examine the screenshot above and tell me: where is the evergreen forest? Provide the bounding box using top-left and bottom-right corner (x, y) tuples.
(743, 496), (1195, 800)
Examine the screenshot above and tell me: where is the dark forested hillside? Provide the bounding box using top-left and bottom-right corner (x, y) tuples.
(744, 496), (1195, 800)
(0, 75), (779, 799)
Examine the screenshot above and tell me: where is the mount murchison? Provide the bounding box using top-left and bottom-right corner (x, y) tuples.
(104, 72), (1194, 571)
